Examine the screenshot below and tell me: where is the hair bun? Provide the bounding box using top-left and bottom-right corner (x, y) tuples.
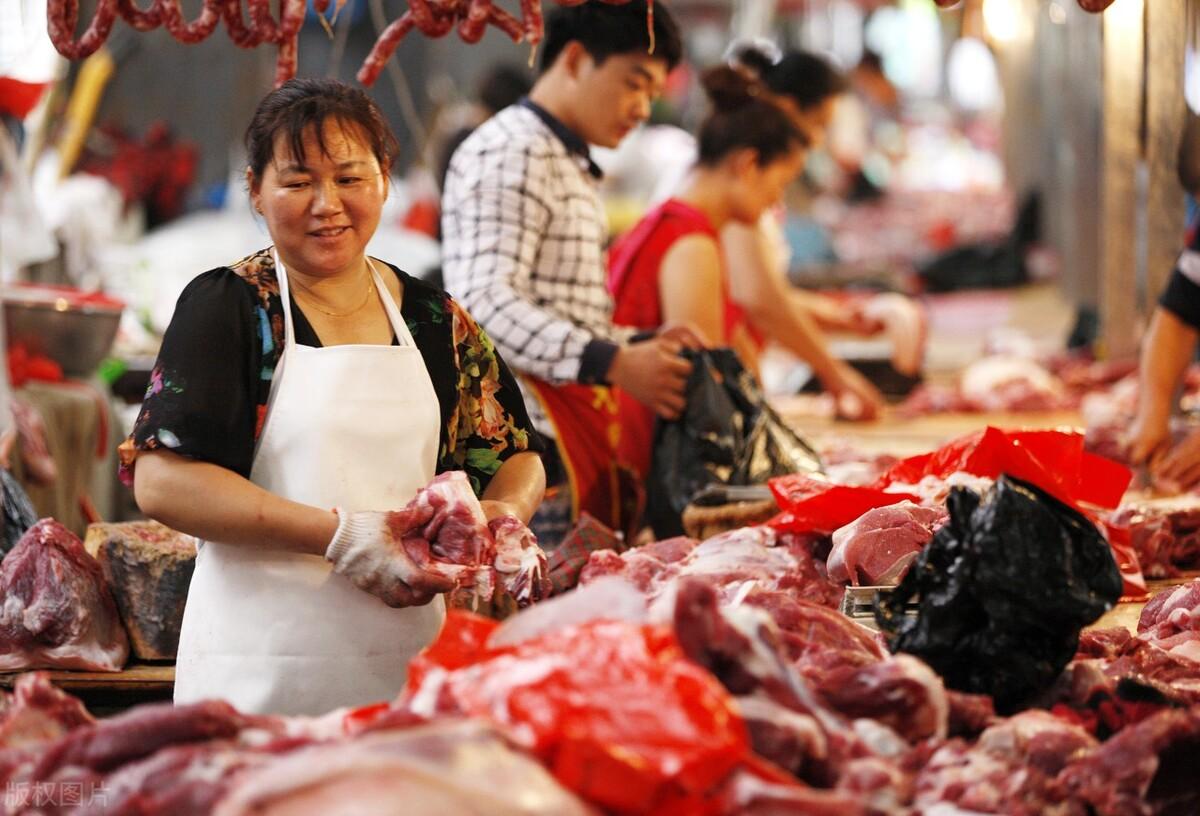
(700, 65), (762, 113)
(723, 38), (781, 78)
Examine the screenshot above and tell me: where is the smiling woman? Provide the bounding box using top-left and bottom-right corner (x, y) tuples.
(116, 77), (546, 717)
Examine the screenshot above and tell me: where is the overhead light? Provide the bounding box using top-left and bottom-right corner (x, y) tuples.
(982, 0), (1021, 43)
(1048, 2), (1068, 24)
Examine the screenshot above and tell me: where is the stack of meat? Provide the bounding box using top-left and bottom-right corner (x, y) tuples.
(1107, 498), (1200, 579)
(4, 577), (1200, 815)
(0, 476), (549, 675)
(1081, 364), (1200, 466)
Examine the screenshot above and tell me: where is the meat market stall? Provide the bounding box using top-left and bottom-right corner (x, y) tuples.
(5, 0), (1200, 813)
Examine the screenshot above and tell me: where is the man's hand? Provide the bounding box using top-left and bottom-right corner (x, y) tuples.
(1127, 413), (1171, 471)
(821, 361), (885, 421)
(1151, 427), (1200, 493)
(326, 510), (456, 607)
(608, 337), (694, 420)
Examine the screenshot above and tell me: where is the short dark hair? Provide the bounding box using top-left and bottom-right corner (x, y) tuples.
(477, 63), (533, 114)
(245, 77), (400, 180)
(730, 43), (848, 113)
(696, 66), (807, 167)
(540, 0), (682, 75)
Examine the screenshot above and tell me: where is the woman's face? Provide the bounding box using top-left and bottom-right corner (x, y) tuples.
(249, 119), (388, 279)
(729, 145), (807, 224)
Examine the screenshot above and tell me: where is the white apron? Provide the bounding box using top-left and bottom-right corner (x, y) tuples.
(174, 251), (444, 716)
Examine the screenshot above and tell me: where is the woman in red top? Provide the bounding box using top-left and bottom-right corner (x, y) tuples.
(609, 66), (808, 374)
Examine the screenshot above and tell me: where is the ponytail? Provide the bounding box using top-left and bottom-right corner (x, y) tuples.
(696, 65), (807, 167)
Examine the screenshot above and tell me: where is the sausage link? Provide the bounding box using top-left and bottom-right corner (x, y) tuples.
(115, 0), (163, 31)
(458, 0), (490, 43)
(47, 0), (118, 60)
(357, 11), (415, 86)
(488, 4), (524, 42)
(159, 0), (221, 43)
(519, 0), (541, 45)
(274, 34), (298, 86)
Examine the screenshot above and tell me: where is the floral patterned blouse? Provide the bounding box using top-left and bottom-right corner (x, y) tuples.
(119, 249), (542, 496)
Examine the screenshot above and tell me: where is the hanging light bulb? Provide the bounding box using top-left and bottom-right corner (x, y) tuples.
(982, 0), (1021, 43)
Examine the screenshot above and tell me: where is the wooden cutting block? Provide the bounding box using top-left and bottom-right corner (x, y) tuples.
(84, 521), (196, 661)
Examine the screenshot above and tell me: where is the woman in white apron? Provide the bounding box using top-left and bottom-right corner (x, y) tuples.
(119, 78), (545, 716)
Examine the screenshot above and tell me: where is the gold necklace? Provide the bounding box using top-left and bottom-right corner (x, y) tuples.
(293, 276), (375, 318)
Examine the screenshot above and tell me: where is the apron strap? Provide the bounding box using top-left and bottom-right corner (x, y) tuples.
(273, 249), (414, 348)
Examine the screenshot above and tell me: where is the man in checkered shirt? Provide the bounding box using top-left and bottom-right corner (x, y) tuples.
(442, 0), (698, 546)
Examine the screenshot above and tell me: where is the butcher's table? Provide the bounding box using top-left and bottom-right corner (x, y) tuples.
(771, 404), (1199, 632)
(0, 664), (174, 711)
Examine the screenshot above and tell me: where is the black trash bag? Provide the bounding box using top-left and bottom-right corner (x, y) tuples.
(1, 468), (38, 562)
(876, 474), (1123, 714)
(647, 348), (822, 538)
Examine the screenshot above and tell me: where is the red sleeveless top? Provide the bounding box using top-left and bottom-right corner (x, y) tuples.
(608, 199), (754, 343)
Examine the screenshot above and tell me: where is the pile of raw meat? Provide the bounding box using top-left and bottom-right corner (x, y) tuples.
(1107, 498), (1200, 579)
(0, 475), (548, 674)
(4, 575), (1200, 815)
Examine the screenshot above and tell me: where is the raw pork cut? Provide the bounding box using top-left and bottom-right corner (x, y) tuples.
(1109, 500), (1200, 579)
(487, 516), (550, 606)
(386, 472), (549, 607)
(0, 519), (129, 672)
(213, 720), (594, 816)
(1135, 579), (1200, 665)
(389, 472), (497, 601)
(827, 501), (946, 585)
(0, 673), (93, 750)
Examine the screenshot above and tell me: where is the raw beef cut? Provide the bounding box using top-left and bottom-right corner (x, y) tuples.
(1058, 706), (1200, 816)
(814, 655), (949, 742)
(827, 501), (946, 585)
(975, 710), (1097, 776)
(911, 737), (1080, 815)
(386, 472), (549, 607)
(0, 519), (129, 672)
(1109, 500), (1200, 579)
(0, 673), (93, 750)
(213, 720), (594, 816)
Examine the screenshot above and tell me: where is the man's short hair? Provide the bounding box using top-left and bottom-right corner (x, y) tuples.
(540, 0), (682, 75)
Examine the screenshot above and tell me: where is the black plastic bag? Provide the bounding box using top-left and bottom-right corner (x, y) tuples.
(647, 348), (822, 538)
(876, 474), (1123, 713)
(1, 469), (38, 562)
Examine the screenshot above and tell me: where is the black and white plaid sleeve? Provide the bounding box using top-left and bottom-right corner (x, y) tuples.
(441, 119), (616, 384)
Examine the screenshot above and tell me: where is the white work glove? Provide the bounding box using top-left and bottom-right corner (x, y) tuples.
(325, 510), (456, 608)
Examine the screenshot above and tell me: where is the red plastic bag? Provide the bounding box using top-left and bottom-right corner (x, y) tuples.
(401, 611), (749, 815)
(880, 427), (1131, 510)
(768, 474), (918, 535)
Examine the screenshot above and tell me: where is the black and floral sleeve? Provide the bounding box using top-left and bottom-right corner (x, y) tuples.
(401, 278), (543, 496)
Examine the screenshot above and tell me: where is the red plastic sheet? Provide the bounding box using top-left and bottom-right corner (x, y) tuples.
(401, 611), (751, 815)
(768, 475), (918, 535)
(769, 428), (1142, 593)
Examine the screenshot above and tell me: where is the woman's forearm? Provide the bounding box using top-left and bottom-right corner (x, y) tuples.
(480, 451), (546, 524)
(724, 223), (842, 381)
(133, 450), (337, 555)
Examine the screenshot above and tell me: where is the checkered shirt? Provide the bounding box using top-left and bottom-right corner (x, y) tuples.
(441, 104), (634, 436)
